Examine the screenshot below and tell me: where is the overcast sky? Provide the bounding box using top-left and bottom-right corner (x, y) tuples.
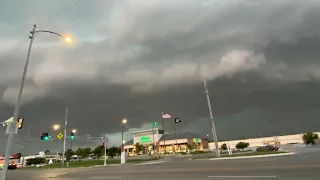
(1, 0), (320, 154)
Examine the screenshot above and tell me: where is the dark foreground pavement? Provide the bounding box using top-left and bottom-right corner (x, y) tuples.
(3, 150), (320, 180)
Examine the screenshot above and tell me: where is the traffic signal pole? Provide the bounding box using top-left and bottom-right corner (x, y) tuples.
(62, 107), (68, 167)
(70, 139), (73, 150)
(104, 135), (107, 166)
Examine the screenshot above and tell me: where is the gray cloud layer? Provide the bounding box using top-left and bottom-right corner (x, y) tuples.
(1, 0), (320, 153)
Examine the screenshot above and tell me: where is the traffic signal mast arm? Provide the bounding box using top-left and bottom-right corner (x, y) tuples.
(40, 133), (104, 141)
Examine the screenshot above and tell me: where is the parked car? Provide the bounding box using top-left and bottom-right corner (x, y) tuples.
(8, 162), (17, 170)
(256, 145), (279, 152)
(1, 161), (17, 170)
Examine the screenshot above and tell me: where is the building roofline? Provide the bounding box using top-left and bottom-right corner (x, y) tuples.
(132, 128), (160, 134)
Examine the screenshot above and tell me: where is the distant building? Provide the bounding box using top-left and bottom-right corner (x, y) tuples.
(208, 132), (320, 150)
(123, 128), (209, 155)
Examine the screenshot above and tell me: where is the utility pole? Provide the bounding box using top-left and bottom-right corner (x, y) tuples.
(268, 120), (278, 145)
(62, 106), (68, 167)
(204, 79), (220, 158)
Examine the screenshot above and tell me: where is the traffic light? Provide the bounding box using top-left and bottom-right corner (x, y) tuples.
(70, 132), (75, 140)
(101, 142), (105, 148)
(17, 118), (24, 129)
(40, 133), (49, 140)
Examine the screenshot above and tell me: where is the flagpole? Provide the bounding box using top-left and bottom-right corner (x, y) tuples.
(161, 112), (166, 154)
(173, 122), (178, 153)
(152, 123), (155, 153)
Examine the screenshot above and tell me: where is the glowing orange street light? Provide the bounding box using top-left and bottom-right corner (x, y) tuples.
(64, 36), (72, 43)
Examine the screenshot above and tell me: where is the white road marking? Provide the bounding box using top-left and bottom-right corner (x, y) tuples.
(208, 175), (277, 178)
(134, 161), (166, 166)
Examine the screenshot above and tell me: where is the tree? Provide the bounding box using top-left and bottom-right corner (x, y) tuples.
(135, 143), (143, 154)
(65, 149), (74, 162)
(107, 146), (120, 158)
(93, 145), (104, 158)
(235, 142), (250, 150)
(83, 147), (91, 158)
(192, 143), (199, 151)
(302, 132), (319, 145)
(75, 147), (84, 157)
(221, 143), (228, 150)
(44, 149), (50, 155)
(186, 144), (193, 151)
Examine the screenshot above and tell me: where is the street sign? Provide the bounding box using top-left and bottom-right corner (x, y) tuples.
(57, 133), (63, 140)
(152, 122), (158, 127)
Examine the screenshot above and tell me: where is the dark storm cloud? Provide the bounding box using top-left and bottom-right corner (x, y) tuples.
(1, 0), (320, 153)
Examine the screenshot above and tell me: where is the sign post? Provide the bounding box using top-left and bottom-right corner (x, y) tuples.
(226, 143), (232, 156)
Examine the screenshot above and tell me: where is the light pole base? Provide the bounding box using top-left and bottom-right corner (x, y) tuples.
(121, 152), (126, 164)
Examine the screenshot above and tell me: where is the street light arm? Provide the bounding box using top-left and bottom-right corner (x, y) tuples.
(34, 30), (65, 39)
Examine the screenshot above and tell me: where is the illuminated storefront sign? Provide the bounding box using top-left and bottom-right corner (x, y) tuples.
(140, 136), (152, 143)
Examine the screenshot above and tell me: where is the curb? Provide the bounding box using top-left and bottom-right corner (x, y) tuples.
(209, 152), (296, 160)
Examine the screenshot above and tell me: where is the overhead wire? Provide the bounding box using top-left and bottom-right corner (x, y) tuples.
(12, 0), (82, 50)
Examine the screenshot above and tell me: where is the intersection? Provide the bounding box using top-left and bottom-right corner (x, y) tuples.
(4, 149), (320, 180)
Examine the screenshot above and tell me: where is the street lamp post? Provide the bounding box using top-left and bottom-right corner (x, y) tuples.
(0, 24), (71, 180)
(121, 119), (127, 152)
(121, 119), (127, 164)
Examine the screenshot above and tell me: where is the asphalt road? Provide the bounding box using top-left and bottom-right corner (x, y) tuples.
(3, 148), (320, 180)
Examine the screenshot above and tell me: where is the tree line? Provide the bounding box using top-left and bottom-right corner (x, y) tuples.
(64, 145), (121, 162)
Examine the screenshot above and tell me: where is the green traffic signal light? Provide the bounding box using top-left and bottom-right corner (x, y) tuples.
(70, 132), (75, 140)
(41, 133), (49, 140)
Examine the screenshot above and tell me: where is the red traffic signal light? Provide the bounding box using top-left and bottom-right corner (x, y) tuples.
(101, 142), (105, 147)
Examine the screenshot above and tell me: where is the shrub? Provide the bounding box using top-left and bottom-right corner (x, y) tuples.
(190, 151), (205, 154)
(221, 143), (228, 150)
(26, 157), (46, 166)
(235, 142), (250, 150)
(302, 132), (319, 145)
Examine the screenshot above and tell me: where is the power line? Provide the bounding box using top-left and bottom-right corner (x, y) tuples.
(12, 0), (82, 50)
(38, 0), (82, 30)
